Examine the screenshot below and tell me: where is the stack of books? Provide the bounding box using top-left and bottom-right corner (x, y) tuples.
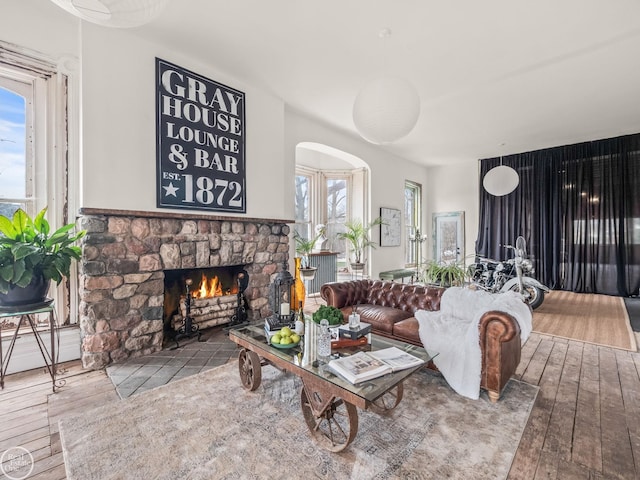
(338, 322), (372, 340)
(264, 315), (295, 342)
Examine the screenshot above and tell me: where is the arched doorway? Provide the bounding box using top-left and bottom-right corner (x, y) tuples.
(294, 142), (372, 282)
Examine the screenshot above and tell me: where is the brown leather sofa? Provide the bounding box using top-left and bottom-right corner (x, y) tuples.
(320, 279), (522, 402)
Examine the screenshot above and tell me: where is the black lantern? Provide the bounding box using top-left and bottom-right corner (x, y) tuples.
(269, 262), (295, 322)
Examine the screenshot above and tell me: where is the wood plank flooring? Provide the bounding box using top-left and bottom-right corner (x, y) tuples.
(1, 332), (639, 479)
(508, 332), (640, 480)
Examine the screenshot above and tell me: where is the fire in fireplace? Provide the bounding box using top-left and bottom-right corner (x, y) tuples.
(163, 265), (248, 344)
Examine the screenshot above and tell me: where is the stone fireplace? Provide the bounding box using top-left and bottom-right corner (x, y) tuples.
(77, 208), (289, 370)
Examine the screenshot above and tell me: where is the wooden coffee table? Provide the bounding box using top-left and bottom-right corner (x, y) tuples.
(228, 323), (436, 452)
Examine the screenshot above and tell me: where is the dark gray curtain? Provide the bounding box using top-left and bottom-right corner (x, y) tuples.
(476, 133), (640, 296)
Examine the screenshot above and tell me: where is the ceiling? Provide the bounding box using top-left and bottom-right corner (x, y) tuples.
(134, 0), (640, 167)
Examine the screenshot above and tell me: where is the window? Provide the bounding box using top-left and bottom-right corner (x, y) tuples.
(294, 173), (311, 239)
(295, 166), (354, 266)
(0, 41), (77, 324)
(325, 175), (348, 257)
(404, 181), (422, 266)
(0, 80), (32, 217)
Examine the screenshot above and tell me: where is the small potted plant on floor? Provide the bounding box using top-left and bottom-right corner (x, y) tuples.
(0, 207), (86, 306)
(422, 260), (468, 287)
(337, 217), (383, 272)
(293, 230), (319, 280)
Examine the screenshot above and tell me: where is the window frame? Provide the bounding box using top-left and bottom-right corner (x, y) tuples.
(295, 165), (353, 254)
(0, 40), (79, 325)
(404, 180), (423, 267)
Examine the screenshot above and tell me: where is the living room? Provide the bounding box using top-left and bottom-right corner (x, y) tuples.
(1, 1), (640, 479)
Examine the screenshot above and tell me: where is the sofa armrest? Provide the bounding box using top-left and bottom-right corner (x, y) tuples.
(478, 310), (520, 344)
(478, 310), (522, 402)
(320, 280), (372, 309)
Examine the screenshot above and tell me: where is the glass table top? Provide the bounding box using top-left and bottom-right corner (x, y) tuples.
(229, 321), (437, 403)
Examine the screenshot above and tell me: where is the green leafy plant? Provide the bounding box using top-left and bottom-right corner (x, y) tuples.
(422, 260), (468, 287)
(336, 217), (383, 265)
(293, 231), (319, 268)
(0, 207), (86, 294)
(311, 305), (344, 325)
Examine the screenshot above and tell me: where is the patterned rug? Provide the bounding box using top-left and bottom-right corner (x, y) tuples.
(59, 363), (538, 480)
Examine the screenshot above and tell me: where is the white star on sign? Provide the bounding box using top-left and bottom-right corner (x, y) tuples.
(163, 182), (179, 197)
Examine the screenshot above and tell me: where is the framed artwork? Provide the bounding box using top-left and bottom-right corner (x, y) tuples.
(380, 207), (401, 247)
(156, 58), (246, 213)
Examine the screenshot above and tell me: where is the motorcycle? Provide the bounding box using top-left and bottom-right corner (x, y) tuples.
(470, 236), (549, 309)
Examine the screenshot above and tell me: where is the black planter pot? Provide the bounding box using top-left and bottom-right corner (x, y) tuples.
(0, 275), (51, 306)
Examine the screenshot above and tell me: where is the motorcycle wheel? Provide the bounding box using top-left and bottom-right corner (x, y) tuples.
(510, 284), (545, 310)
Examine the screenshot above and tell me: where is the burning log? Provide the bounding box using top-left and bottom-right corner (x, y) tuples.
(173, 294), (238, 330)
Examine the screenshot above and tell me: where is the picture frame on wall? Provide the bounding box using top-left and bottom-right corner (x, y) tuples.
(380, 207), (401, 247)
(156, 58), (246, 213)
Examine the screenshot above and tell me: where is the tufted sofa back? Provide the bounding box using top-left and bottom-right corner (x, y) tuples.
(367, 280), (445, 314)
(321, 280), (446, 314)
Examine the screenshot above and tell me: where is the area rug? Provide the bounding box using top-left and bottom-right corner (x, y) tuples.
(532, 290), (637, 351)
(59, 362), (538, 480)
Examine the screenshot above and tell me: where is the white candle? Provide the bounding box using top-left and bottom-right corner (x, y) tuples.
(280, 303), (290, 316)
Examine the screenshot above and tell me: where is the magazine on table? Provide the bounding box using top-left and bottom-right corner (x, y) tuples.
(327, 346), (425, 384)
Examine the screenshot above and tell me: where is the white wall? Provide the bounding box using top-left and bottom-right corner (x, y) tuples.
(285, 109), (429, 279)
(426, 162), (480, 265)
(2, 1), (78, 55)
(80, 24), (288, 220)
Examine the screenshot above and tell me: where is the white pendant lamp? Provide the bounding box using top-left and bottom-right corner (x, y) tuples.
(353, 76), (421, 144)
(483, 162), (519, 196)
(352, 28), (420, 145)
(50, 0), (170, 28)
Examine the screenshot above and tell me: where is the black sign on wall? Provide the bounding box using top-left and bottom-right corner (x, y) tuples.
(156, 58), (246, 213)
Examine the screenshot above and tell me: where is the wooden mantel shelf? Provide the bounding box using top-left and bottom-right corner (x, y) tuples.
(78, 207), (293, 225)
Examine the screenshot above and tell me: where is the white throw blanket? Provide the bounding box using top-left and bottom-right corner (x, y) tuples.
(415, 287), (532, 400)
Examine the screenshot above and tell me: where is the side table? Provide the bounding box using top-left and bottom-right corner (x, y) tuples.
(0, 299), (62, 392)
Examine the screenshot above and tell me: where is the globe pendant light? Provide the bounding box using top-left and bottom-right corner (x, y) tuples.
(483, 160), (519, 196)
(49, 0), (170, 28)
(353, 76), (421, 144)
(352, 28), (420, 145)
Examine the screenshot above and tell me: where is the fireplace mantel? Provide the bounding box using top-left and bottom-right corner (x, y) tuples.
(78, 207), (293, 225)
(77, 210), (290, 370)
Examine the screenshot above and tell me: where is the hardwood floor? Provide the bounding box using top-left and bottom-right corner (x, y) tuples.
(1, 332), (639, 479)
(0, 362), (118, 479)
(508, 332), (640, 480)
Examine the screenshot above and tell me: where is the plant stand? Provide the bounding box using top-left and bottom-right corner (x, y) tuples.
(350, 262), (365, 280)
(0, 300), (63, 392)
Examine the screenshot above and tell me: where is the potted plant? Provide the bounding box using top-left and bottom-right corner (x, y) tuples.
(337, 217), (383, 271)
(293, 231), (319, 280)
(311, 304), (344, 325)
(422, 260), (468, 287)
(0, 207), (86, 306)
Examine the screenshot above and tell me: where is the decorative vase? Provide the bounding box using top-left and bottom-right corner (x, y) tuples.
(0, 274), (51, 307)
(290, 257), (306, 311)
